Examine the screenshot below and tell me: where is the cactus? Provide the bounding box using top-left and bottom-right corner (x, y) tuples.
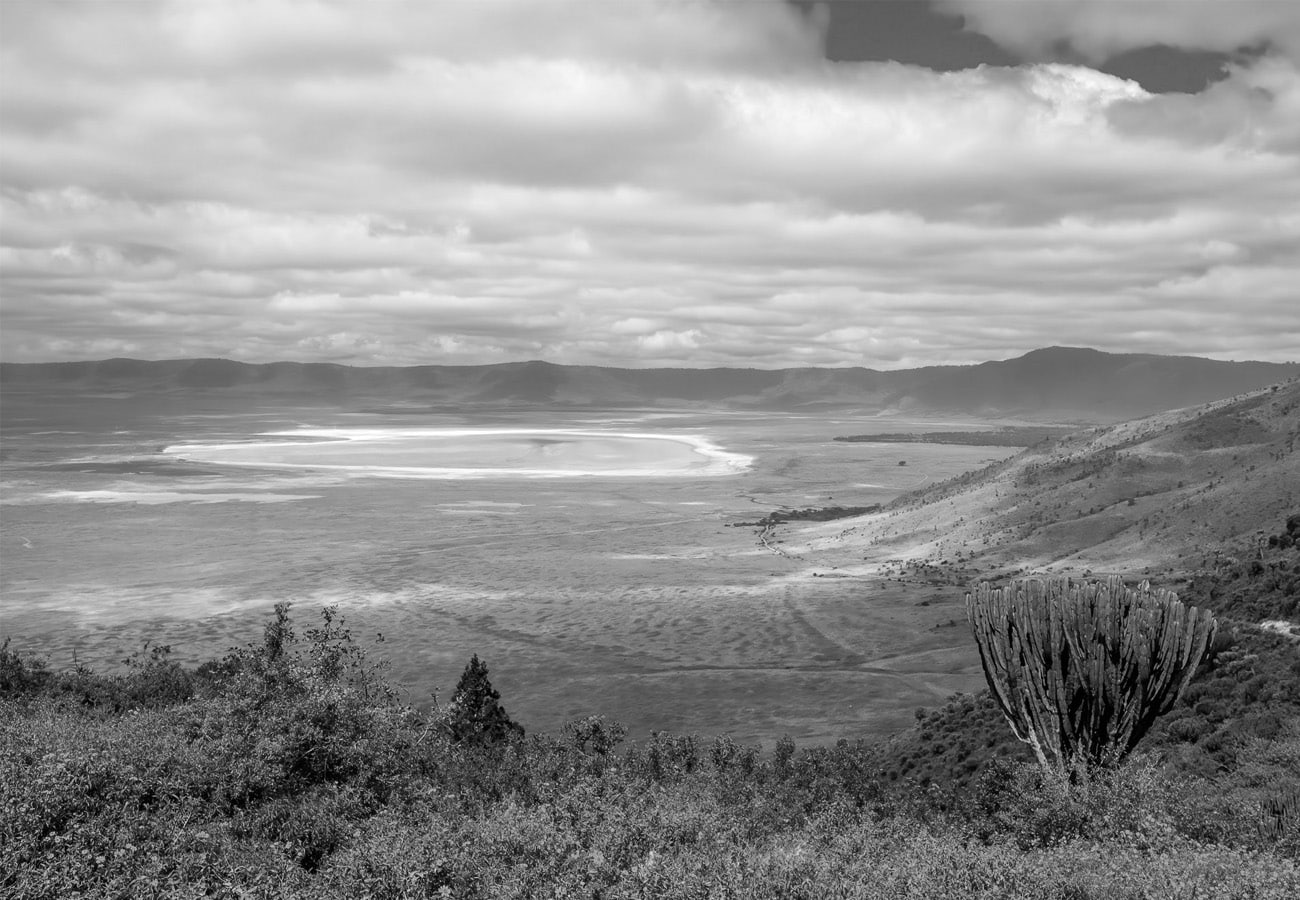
(966, 576), (1217, 772)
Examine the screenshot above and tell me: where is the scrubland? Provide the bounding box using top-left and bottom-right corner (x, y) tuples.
(3, 520), (1298, 899)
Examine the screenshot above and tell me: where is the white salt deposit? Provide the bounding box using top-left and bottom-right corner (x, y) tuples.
(42, 489), (319, 505)
(163, 428), (753, 478)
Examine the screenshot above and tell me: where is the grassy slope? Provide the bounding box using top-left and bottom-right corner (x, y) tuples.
(780, 383), (1300, 803)
(794, 381), (1300, 576)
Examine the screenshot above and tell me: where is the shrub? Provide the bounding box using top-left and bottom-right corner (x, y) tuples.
(0, 638), (51, 696)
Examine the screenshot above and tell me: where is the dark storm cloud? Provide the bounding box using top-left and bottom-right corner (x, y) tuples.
(0, 0), (1296, 368)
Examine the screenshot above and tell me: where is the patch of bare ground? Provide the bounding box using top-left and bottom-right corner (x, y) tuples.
(1262, 620), (1300, 640)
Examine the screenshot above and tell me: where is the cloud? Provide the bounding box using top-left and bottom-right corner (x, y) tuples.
(939, 0), (1300, 62)
(0, 0), (1297, 369)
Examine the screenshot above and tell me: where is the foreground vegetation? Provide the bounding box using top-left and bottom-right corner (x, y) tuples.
(3, 524), (1299, 898)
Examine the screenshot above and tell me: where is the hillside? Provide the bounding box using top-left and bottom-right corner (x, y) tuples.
(899, 347), (1297, 420)
(790, 381), (1300, 575)
(3, 347), (1295, 421)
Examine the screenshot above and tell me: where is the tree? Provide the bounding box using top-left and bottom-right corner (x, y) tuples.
(966, 576), (1217, 773)
(445, 654), (523, 745)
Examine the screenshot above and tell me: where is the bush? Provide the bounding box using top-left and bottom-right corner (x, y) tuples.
(0, 638), (51, 696)
(967, 754), (1185, 849)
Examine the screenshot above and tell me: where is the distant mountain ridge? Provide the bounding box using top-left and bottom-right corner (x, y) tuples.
(2, 347), (1295, 422)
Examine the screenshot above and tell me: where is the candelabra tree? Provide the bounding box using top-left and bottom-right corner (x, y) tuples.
(966, 576), (1217, 773)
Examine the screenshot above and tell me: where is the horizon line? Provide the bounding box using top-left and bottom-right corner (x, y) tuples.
(4, 346), (1299, 373)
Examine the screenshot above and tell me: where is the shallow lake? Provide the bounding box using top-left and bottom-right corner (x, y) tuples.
(1, 396), (1018, 744)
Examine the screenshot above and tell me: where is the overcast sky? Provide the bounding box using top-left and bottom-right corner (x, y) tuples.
(2, 0), (1298, 369)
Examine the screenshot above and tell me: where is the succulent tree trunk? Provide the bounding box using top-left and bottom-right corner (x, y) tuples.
(966, 576), (1217, 773)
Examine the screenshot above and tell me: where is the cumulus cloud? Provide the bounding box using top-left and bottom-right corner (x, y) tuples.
(0, 0), (1297, 369)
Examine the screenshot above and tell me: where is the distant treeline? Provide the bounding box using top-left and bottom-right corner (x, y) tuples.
(731, 504), (882, 528)
(833, 426), (1077, 447)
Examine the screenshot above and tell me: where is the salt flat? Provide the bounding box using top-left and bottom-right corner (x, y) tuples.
(163, 427), (752, 478)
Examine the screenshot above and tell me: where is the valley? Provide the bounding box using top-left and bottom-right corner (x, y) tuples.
(3, 356), (1298, 896)
(3, 353), (1297, 747)
(0, 397), (1019, 745)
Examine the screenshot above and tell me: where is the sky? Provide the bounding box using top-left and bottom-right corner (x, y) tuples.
(1, 0), (1298, 370)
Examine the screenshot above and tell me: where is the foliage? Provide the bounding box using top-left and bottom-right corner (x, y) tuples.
(870, 692), (1031, 791)
(0, 637), (51, 694)
(5, 682), (1297, 898)
(834, 426), (1074, 447)
(445, 653), (524, 746)
(1182, 514), (1300, 621)
(1, 636), (195, 712)
(734, 504), (881, 527)
(4, 540), (1300, 897)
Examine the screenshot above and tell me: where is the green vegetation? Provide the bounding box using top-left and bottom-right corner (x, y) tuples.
(834, 426), (1077, 447)
(3, 523), (1299, 897)
(1182, 514), (1300, 622)
(967, 577), (1216, 772)
(446, 654), (524, 746)
(732, 504), (881, 528)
